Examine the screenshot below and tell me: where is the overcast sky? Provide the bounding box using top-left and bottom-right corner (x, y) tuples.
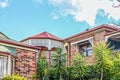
(0, 0), (120, 40)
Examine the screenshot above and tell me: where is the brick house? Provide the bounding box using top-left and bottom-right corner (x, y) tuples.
(63, 24), (120, 65)
(1, 24), (120, 79)
(0, 32), (40, 79)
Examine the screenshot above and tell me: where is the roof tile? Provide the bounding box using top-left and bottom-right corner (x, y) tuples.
(21, 32), (62, 42)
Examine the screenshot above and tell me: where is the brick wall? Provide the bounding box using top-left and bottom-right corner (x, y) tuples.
(94, 31), (106, 42)
(15, 48), (36, 80)
(68, 30), (106, 65)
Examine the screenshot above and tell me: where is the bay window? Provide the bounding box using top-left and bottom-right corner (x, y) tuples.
(0, 55), (14, 79)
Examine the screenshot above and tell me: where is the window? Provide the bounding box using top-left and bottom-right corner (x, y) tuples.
(80, 44), (92, 57)
(0, 56), (7, 79)
(82, 48), (87, 56)
(0, 55), (14, 79)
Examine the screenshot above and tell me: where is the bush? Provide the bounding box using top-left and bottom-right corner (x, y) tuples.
(2, 74), (27, 80)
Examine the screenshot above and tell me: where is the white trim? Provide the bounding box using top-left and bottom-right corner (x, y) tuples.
(71, 37), (93, 45)
(28, 39), (31, 45)
(0, 43), (38, 52)
(48, 39), (51, 50)
(106, 31), (120, 42)
(7, 55), (11, 75)
(89, 38), (94, 46)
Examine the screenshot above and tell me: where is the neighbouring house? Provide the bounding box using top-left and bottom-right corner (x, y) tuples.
(0, 32), (40, 79)
(21, 32), (65, 67)
(1, 24), (120, 79)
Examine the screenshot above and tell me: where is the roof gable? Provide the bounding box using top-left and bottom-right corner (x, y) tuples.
(0, 32), (39, 50)
(0, 32), (10, 39)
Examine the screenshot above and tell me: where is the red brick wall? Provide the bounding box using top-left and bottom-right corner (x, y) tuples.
(68, 30), (106, 65)
(70, 35), (93, 43)
(94, 31), (106, 42)
(15, 48), (36, 80)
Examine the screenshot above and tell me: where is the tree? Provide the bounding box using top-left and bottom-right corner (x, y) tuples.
(51, 47), (67, 80)
(37, 58), (49, 80)
(93, 41), (113, 80)
(72, 54), (88, 80)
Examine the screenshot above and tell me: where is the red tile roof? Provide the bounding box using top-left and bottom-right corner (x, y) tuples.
(0, 37), (40, 50)
(63, 24), (119, 41)
(21, 32), (62, 42)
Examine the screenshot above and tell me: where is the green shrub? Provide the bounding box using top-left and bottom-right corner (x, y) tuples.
(2, 74), (27, 80)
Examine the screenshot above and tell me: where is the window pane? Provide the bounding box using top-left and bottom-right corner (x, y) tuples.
(83, 51), (87, 56)
(0, 56), (7, 79)
(87, 47), (92, 56)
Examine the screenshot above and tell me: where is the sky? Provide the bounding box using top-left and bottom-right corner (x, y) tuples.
(0, 0), (120, 40)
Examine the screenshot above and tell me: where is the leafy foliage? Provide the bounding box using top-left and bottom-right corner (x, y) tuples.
(36, 42), (120, 80)
(51, 47), (67, 80)
(2, 74), (27, 80)
(93, 41), (113, 80)
(72, 54), (88, 80)
(37, 58), (49, 80)
(111, 52), (120, 80)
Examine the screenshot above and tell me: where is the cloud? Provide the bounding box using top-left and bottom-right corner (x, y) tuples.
(49, 0), (120, 25)
(112, 0), (120, 7)
(33, 0), (43, 4)
(50, 12), (60, 20)
(0, 0), (8, 8)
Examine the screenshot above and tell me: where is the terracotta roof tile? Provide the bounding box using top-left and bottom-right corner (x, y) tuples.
(21, 32), (62, 42)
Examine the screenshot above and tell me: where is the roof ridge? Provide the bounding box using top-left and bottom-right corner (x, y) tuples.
(21, 31), (62, 42)
(63, 24), (119, 41)
(45, 32), (51, 38)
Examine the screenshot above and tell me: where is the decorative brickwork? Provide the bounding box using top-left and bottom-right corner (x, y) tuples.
(15, 48), (36, 80)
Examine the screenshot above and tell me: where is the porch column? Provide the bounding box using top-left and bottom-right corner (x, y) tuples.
(48, 50), (51, 67)
(7, 55), (11, 75)
(48, 39), (51, 67)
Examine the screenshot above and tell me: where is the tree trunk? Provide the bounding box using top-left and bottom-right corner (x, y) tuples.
(79, 77), (81, 80)
(79, 76), (81, 80)
(100, 70), (103, 80)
